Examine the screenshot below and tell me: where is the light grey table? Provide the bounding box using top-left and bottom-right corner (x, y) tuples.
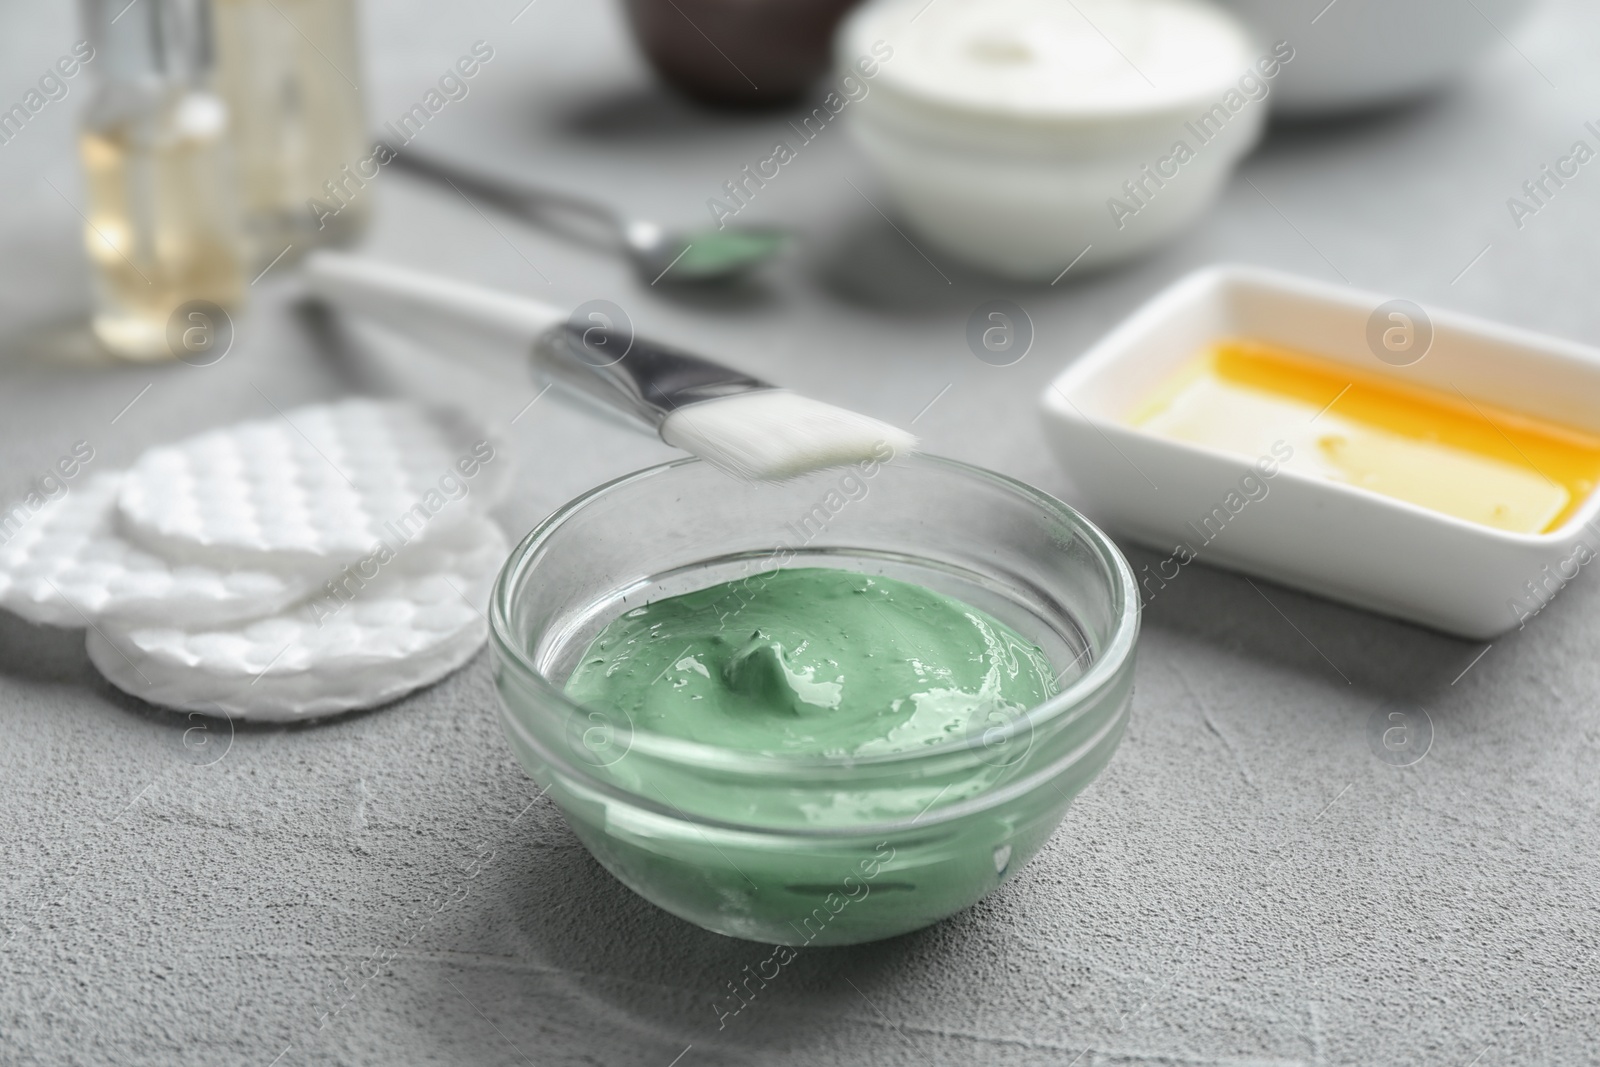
(4, 2), (1599, 1064)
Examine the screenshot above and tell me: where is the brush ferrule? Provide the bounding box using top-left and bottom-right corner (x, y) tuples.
(531, 322), (774, 431)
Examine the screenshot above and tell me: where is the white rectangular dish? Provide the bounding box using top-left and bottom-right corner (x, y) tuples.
(1039, 264), (1600, 639)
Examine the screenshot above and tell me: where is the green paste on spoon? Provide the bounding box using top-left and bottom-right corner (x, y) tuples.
(565, 568), (1058, 756)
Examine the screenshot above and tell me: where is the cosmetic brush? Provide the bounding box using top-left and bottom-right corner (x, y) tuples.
(302, 252), (916, 481)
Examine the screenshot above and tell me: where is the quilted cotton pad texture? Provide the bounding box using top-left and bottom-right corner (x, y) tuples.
(87, 514), (508, 720)
(0, 472), (320, 628)
(116, 398), (511, 572)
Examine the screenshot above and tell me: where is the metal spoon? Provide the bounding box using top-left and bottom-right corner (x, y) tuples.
(389, 147), (788, 285)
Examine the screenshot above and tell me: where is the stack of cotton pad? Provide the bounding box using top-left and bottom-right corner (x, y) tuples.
(0, 398), (512, 721)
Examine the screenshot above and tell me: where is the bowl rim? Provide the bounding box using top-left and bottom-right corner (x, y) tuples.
(489, 453), (1140, 783)
(837, 0), (1264, 130)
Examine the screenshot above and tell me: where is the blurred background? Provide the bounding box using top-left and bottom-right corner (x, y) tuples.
(6, 0), (1598, 543)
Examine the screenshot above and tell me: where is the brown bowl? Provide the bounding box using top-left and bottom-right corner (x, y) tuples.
(622, 0), (863, 109)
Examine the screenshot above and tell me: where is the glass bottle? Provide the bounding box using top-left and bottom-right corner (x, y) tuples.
(211, 0), (369, 261)
(79, 0), (248, 361)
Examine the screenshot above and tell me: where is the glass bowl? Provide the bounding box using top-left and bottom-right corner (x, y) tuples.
(490, 454), (1139, 945)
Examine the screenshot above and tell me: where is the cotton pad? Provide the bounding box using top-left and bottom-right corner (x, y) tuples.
(116, 398), (510, 572)
(0, 472), (320, 628)
(86, 514), (507, 720)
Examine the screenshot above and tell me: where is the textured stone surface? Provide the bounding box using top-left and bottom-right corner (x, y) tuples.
(3, 0), (1599, 1064)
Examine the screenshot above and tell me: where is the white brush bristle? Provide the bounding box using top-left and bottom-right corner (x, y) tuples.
(659, 390), (918, 481)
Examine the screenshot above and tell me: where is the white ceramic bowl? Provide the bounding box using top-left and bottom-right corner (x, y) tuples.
(1214, 0), (1541, 116)
(1039, 265), (1600, 639)
(838, 0), (1268, 280)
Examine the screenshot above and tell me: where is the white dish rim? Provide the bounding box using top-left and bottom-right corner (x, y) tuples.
(1044, 262), (1600, 548)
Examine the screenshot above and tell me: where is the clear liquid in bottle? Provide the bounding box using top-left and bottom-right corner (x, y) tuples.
(212, 0), (369, 260)
(80, 90), (246, 359)
(78, 0), (248, 361)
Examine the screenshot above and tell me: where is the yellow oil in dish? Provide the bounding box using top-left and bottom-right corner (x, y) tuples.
(1129, 339), (1600, 534)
